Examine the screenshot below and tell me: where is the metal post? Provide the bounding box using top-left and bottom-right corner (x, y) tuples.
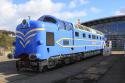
(124, 43), (125, 56)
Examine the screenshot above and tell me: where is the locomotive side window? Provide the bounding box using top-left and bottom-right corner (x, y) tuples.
(58, 21), (66, 30)
(97, 36), (98, 39)
(46, 32), (55, 46)
(92, 35), (96, 39)
(75, 32), (79, 37)
(100, 37), (101, 40)
(88, 34), (91, 38)
(63, 40), (69, 45)
(83, 33), (86, 38)
(43, 17), (57, 24)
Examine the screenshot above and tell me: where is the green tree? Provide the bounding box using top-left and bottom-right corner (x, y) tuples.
(0, 32), (15, 50)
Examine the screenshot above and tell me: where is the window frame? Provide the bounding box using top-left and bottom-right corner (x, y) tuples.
(75, 32), (79, 37)
(83, 33), (86, 38)
(63, 40), (69, 45)
(92, 35), (96, 39)
(88, 34), (91, 39)
(43, 16), (57, 24)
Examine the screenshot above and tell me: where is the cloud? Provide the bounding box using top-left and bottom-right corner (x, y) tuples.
(54, 10), (87, 20)
(0, 0), (17, 31)
(79, 0), (89, 4)
(90, 7), (102, 14)
(69, 0), (76, 9)
(115, 7), (125, 15)
(0, 0), (87, 31)
(69, 0), (89, 9)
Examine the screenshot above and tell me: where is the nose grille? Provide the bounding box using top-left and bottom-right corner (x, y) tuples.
(19, 53), (29, 61)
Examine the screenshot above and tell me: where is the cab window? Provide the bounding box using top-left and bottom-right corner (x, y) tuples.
(58, 21), (66, 30)
(66, 23), (73, 31)
(43, 17), (57, 24)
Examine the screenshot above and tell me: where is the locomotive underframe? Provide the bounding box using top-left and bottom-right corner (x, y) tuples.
(16, 49), (103, 72)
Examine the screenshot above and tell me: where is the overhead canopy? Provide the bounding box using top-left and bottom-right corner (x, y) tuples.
(81, 15), (125, 26)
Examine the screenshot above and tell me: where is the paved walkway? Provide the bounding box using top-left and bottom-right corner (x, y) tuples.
(112, 51), (125, 54)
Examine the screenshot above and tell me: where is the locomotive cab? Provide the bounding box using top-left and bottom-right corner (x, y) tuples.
(15, 15), (61, 61)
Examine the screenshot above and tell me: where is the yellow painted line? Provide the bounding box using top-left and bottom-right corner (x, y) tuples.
(19, 40), (25, 48)
(56, 37), (104, 44)
(56, 37), (104, 48)
(25, 28), (45, 36)
(25, 34), (36, 41)
(16, 28), (45, 37)
(56, 42), (102, 48)
(16, 35), (25, 42)
(25, 40), (31, 47)
(16, 31), (25, 36)
(19, 40), (31, 48)
(16, 33), (36, 42)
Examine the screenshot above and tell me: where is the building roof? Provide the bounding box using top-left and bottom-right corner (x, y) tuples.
(81, 15), (125, 26)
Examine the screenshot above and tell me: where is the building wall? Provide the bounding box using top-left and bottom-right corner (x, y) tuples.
(90, 21), (125, 51)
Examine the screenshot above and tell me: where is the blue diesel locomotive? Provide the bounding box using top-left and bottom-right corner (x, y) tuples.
(14, 15), (105, 71)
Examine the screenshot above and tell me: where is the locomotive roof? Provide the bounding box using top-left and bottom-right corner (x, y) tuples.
(75, 24), (104, 35)
(38, 15), (104, 35)
(38, 15), (72, 24)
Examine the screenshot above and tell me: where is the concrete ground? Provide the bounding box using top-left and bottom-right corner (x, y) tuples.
(97, 55), (125, 83)
(58, 55), (125, 83)
(0, 56), (11, 62)
(0, 54), (125, 83)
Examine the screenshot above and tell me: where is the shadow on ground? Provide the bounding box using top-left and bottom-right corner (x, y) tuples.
(0, 59), (39, 83)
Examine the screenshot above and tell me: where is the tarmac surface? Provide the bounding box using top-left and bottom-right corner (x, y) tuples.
(0, 54), (125, 83)
(97, 55), (125, 83)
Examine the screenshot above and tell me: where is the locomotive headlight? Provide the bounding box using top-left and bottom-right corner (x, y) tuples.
(21, 19), (29, 28)
(22, 19), (27, 25)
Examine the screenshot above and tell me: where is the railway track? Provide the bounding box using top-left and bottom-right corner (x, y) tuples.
(0, 55), (117, 83)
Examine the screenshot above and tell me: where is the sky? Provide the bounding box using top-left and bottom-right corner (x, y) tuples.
(0, 0), (125, 31)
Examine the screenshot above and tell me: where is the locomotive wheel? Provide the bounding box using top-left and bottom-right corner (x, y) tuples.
(42, 65), (48, 72)
(64, 58), (70, 64)
(37, 62), (48, 72)
(76, 56), (81, 61)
